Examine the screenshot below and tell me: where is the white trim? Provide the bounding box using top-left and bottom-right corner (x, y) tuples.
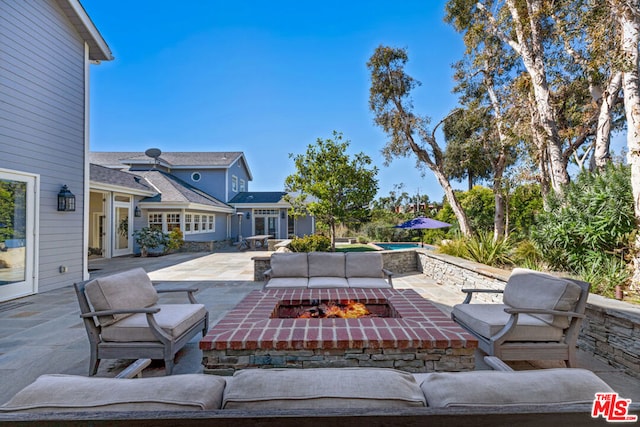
(90, 182), (155, 197)
(138, 201), (234, 213)
(83, 42), (90, 280)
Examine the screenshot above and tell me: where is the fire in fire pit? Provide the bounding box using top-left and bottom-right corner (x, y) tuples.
(272, 299), (395, 319)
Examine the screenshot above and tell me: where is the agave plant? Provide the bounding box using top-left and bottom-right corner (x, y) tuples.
(464, 232), (513, 267)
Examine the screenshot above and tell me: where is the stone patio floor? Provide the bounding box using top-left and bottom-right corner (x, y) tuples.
(0, 248), (638, 405)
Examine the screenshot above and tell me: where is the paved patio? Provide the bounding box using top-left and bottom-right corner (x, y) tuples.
(0, 249), (638, 405)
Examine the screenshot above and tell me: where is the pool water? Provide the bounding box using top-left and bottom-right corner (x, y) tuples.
(374, 242), (433, 251)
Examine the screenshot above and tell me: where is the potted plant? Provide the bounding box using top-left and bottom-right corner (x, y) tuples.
(133, 227), (168, 257)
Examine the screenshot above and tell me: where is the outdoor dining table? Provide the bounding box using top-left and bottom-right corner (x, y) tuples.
(244, 235), (272, 250)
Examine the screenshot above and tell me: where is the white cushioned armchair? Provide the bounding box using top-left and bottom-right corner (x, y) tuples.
(74, 268), (209, 375)
(451, 268), (590, 367)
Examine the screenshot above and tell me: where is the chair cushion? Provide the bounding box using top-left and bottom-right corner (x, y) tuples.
(264, 277), (309, 288)
(85, 268), (158, 327)
(345, 252), (384, 278)
(308, 277), (350, 288)
(223, 368), (426, 409)
(308, 252), (345, 277)
(418, 369), (613, 407)
(347, 277), (392, 288)
(0, 374), (226, 412)
(452, 303), (564, 341)
(101, 304), (207, 342)
(503, 268), (582, 328)
(269, 253), (309, 277)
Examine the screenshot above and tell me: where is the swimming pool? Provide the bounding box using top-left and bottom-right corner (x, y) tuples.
(374, 242), (433, 251)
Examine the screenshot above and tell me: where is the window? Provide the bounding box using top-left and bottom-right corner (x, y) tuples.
(183, 212), (215, 234)
(148, 213), (163, 231)
(232, 175), (238, 192)
(239, 179), (246, 192)
(191, 172), (201, 182)
(167, 213), (180, 232)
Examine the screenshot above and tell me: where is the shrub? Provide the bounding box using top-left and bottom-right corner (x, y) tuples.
(165, 228), (184, 253)
(436, 238), (469, 258)
(133, 227), (168, 257)
(464, 231), (513, 267)
(289, 234), (331, 252)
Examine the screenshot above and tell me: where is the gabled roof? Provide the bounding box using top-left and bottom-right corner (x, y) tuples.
(228, 192), (288, 205)
(55, 0), (113, 61)
(136, 171), (233, 212)
(90, 164), (154, 195)
(90, 151), (253, 180)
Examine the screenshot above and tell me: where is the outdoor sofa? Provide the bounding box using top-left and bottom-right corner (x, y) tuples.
(263, 251), (394, 289)
(0, 361), (632, 426)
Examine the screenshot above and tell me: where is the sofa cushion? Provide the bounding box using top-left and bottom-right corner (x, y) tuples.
(223, 368), (426, 409)
(101, 304), (207, 342)
(85, 268), (158, 327)
(347, 277), (392, 288)
(345, 252), (384, 278)
(503, 268), (582, 328)
(308, 252), (345, 277)
(264, 277), (309, 289)
(0, 374), (226, 412)
(269, 253), (309, 278)
(418, 369), (613, 407)
(452, 303), (564, 342)
(308, 277), (349, 288)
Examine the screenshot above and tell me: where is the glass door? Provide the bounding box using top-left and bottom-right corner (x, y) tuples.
(113, 195), (131, 256)
(0, 170), (36, 302)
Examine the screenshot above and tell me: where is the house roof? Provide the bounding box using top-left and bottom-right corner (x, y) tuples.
(228, 192), (288, 204)
(56, 0), (113, 61)
(136, 171), (233, 212)
(90, 151), (253, 180)
(90, 164), (154, 195)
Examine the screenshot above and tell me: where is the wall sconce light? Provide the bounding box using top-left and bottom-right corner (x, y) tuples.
(57, 185), (76, 212)
(134, 206), (141, 217)
(246, 212), (251, 220)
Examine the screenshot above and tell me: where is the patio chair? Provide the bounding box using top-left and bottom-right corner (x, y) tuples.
(74, 268), (209, 375)
(451, 268), (590, 367)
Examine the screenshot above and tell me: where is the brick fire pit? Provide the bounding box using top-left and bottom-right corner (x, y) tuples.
(200, 288), (477, 374)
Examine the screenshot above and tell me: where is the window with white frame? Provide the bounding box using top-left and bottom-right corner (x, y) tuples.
(148, 213), (163, 231)
(232, 175), (238, 192)
(183, 212), (215, 234)
(239, 179), (245, 192)
(166, 213), (180, 232)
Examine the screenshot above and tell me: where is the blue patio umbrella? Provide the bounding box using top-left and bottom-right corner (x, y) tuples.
(394, 216), (452, 246)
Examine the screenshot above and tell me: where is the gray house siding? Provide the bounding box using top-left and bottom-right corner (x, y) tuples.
(0, 0), (88, 292)
(227, 160), (251, 201)
(171, 169), (228, 202)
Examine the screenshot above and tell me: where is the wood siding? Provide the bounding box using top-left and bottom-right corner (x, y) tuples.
(0, 1), (87, 292)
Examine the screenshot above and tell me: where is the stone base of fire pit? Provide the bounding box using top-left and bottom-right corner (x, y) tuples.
(200, 289), (477, 375)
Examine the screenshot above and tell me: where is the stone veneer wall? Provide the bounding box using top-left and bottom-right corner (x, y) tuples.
(253, 249), (640, 378)
(178, 240), (233, 252)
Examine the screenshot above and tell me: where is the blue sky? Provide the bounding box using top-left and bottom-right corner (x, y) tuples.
(83, 0), (465, 202)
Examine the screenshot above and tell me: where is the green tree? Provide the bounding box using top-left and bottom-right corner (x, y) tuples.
(285, 132), (378, 251)
(367, 45), (473, 236)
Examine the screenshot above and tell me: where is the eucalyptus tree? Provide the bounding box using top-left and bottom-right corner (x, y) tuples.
(284, 131), (379, 251)
(367, 46), (473, 236)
